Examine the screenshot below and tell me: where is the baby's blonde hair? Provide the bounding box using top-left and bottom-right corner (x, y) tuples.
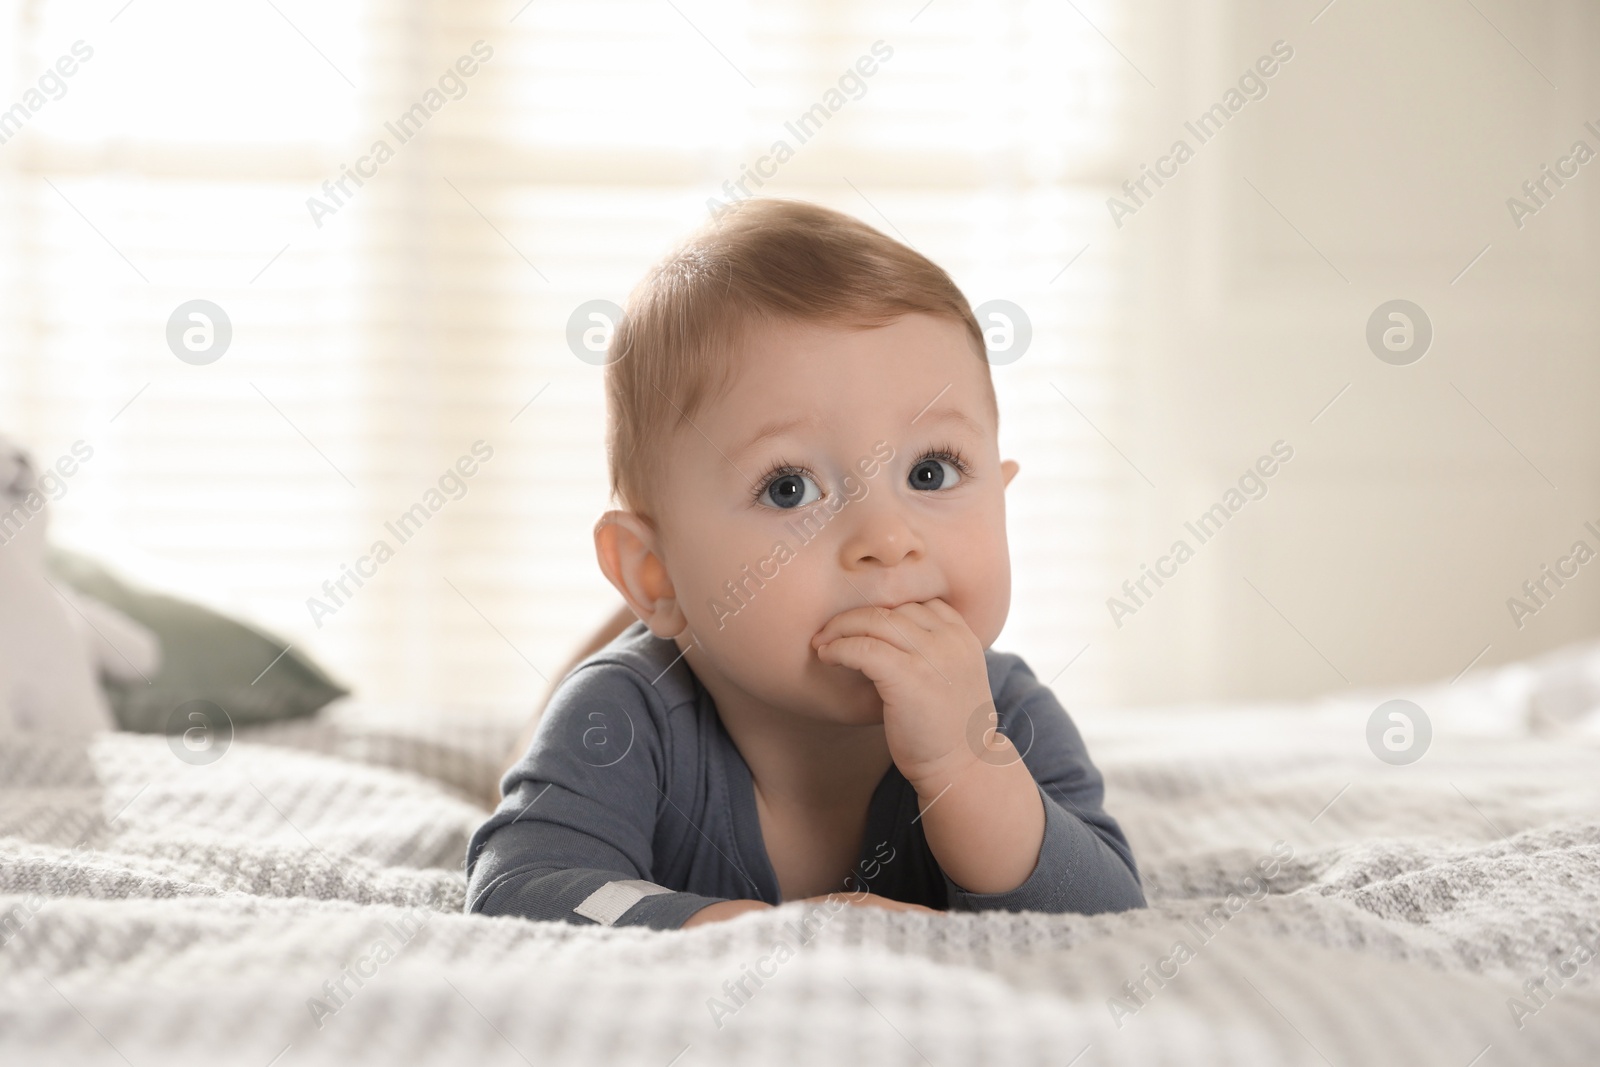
(604, 197), (997, 526)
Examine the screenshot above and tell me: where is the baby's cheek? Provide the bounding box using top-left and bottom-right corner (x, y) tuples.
(947, 531), (1012, 643)
(715, 550), (830, 647)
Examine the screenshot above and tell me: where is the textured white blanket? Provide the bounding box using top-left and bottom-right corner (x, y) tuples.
(2, 678), (1597, 1067)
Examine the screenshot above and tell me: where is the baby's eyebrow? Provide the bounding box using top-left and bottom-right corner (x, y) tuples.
(731, 413), (822, 464)
(912, 406), (987, 438)
(729, 405), (987, 466)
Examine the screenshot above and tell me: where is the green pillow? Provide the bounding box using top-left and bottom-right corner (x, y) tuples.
(45, 546), (350, 733)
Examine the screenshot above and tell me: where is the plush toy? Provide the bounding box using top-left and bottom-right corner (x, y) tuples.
(0, 433), (157, 734)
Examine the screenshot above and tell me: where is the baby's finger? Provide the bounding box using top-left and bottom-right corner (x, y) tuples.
(850, 894), (942, 915)
(881, 600), (941, 631)
(919, 597), (963, 628)
(813, 605), (929, 656)
(812, 605), (890, 648)
(815, 634), (907, 681)
(798, 892), (943, 915)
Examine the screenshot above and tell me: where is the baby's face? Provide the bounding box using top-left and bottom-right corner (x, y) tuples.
(650, 312), (1019, 727)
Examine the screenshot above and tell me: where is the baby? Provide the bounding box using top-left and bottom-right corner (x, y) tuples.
(464, 198), (1145, 930)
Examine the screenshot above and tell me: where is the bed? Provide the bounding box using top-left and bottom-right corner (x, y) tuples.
(2, 643), (1597, 1066)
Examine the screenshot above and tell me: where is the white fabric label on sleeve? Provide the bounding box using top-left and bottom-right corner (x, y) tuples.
(572, 879), (674, 926)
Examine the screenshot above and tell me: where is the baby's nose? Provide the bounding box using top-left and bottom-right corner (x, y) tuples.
(838, 497), (921, 568)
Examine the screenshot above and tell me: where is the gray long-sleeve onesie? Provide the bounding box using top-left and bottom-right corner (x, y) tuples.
(465, 619), (1144, 930)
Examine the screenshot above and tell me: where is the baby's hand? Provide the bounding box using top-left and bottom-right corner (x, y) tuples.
(796, 891), (942, 915)
(811, 598), (994, 794)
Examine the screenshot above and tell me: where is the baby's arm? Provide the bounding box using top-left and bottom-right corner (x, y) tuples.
(929, 663), (1145, 915)
(465, 664), (732, 931)
(812, 605), (1141, 916)
(684, 893), (942, 927)
(467, 792), (732, 930)
(681, 899), (773, 926)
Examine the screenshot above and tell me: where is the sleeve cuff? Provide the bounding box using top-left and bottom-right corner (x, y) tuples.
(628, 889), (736, 930)
(568, 879), (736, 930)
(942, 781), (1144, 915)
(572, 879), (676, 925)
(471, 853), (735, 931)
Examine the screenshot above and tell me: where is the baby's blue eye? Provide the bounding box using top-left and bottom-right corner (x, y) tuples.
(909, 456), (962, 491)
(759, 470), (821, 510)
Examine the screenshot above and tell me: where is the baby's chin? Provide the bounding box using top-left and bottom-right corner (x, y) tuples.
(728, 642), (886, 725)
(797, 656), (886, 724)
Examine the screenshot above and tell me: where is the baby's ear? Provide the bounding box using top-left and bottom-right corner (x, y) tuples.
(1001, 459), (1019, 489)
(593, 509), (686, 638)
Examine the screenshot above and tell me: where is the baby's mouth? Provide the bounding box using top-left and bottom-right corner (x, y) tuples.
(866, 595), (938, 614)
(810, 595), (940, 651)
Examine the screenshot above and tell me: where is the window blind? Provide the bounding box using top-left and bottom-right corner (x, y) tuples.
(0, 0), (1138, 708)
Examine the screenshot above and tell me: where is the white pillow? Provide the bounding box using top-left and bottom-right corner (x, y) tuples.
(1526, 638), (1600, 735)
(0, 434), (126, 734)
